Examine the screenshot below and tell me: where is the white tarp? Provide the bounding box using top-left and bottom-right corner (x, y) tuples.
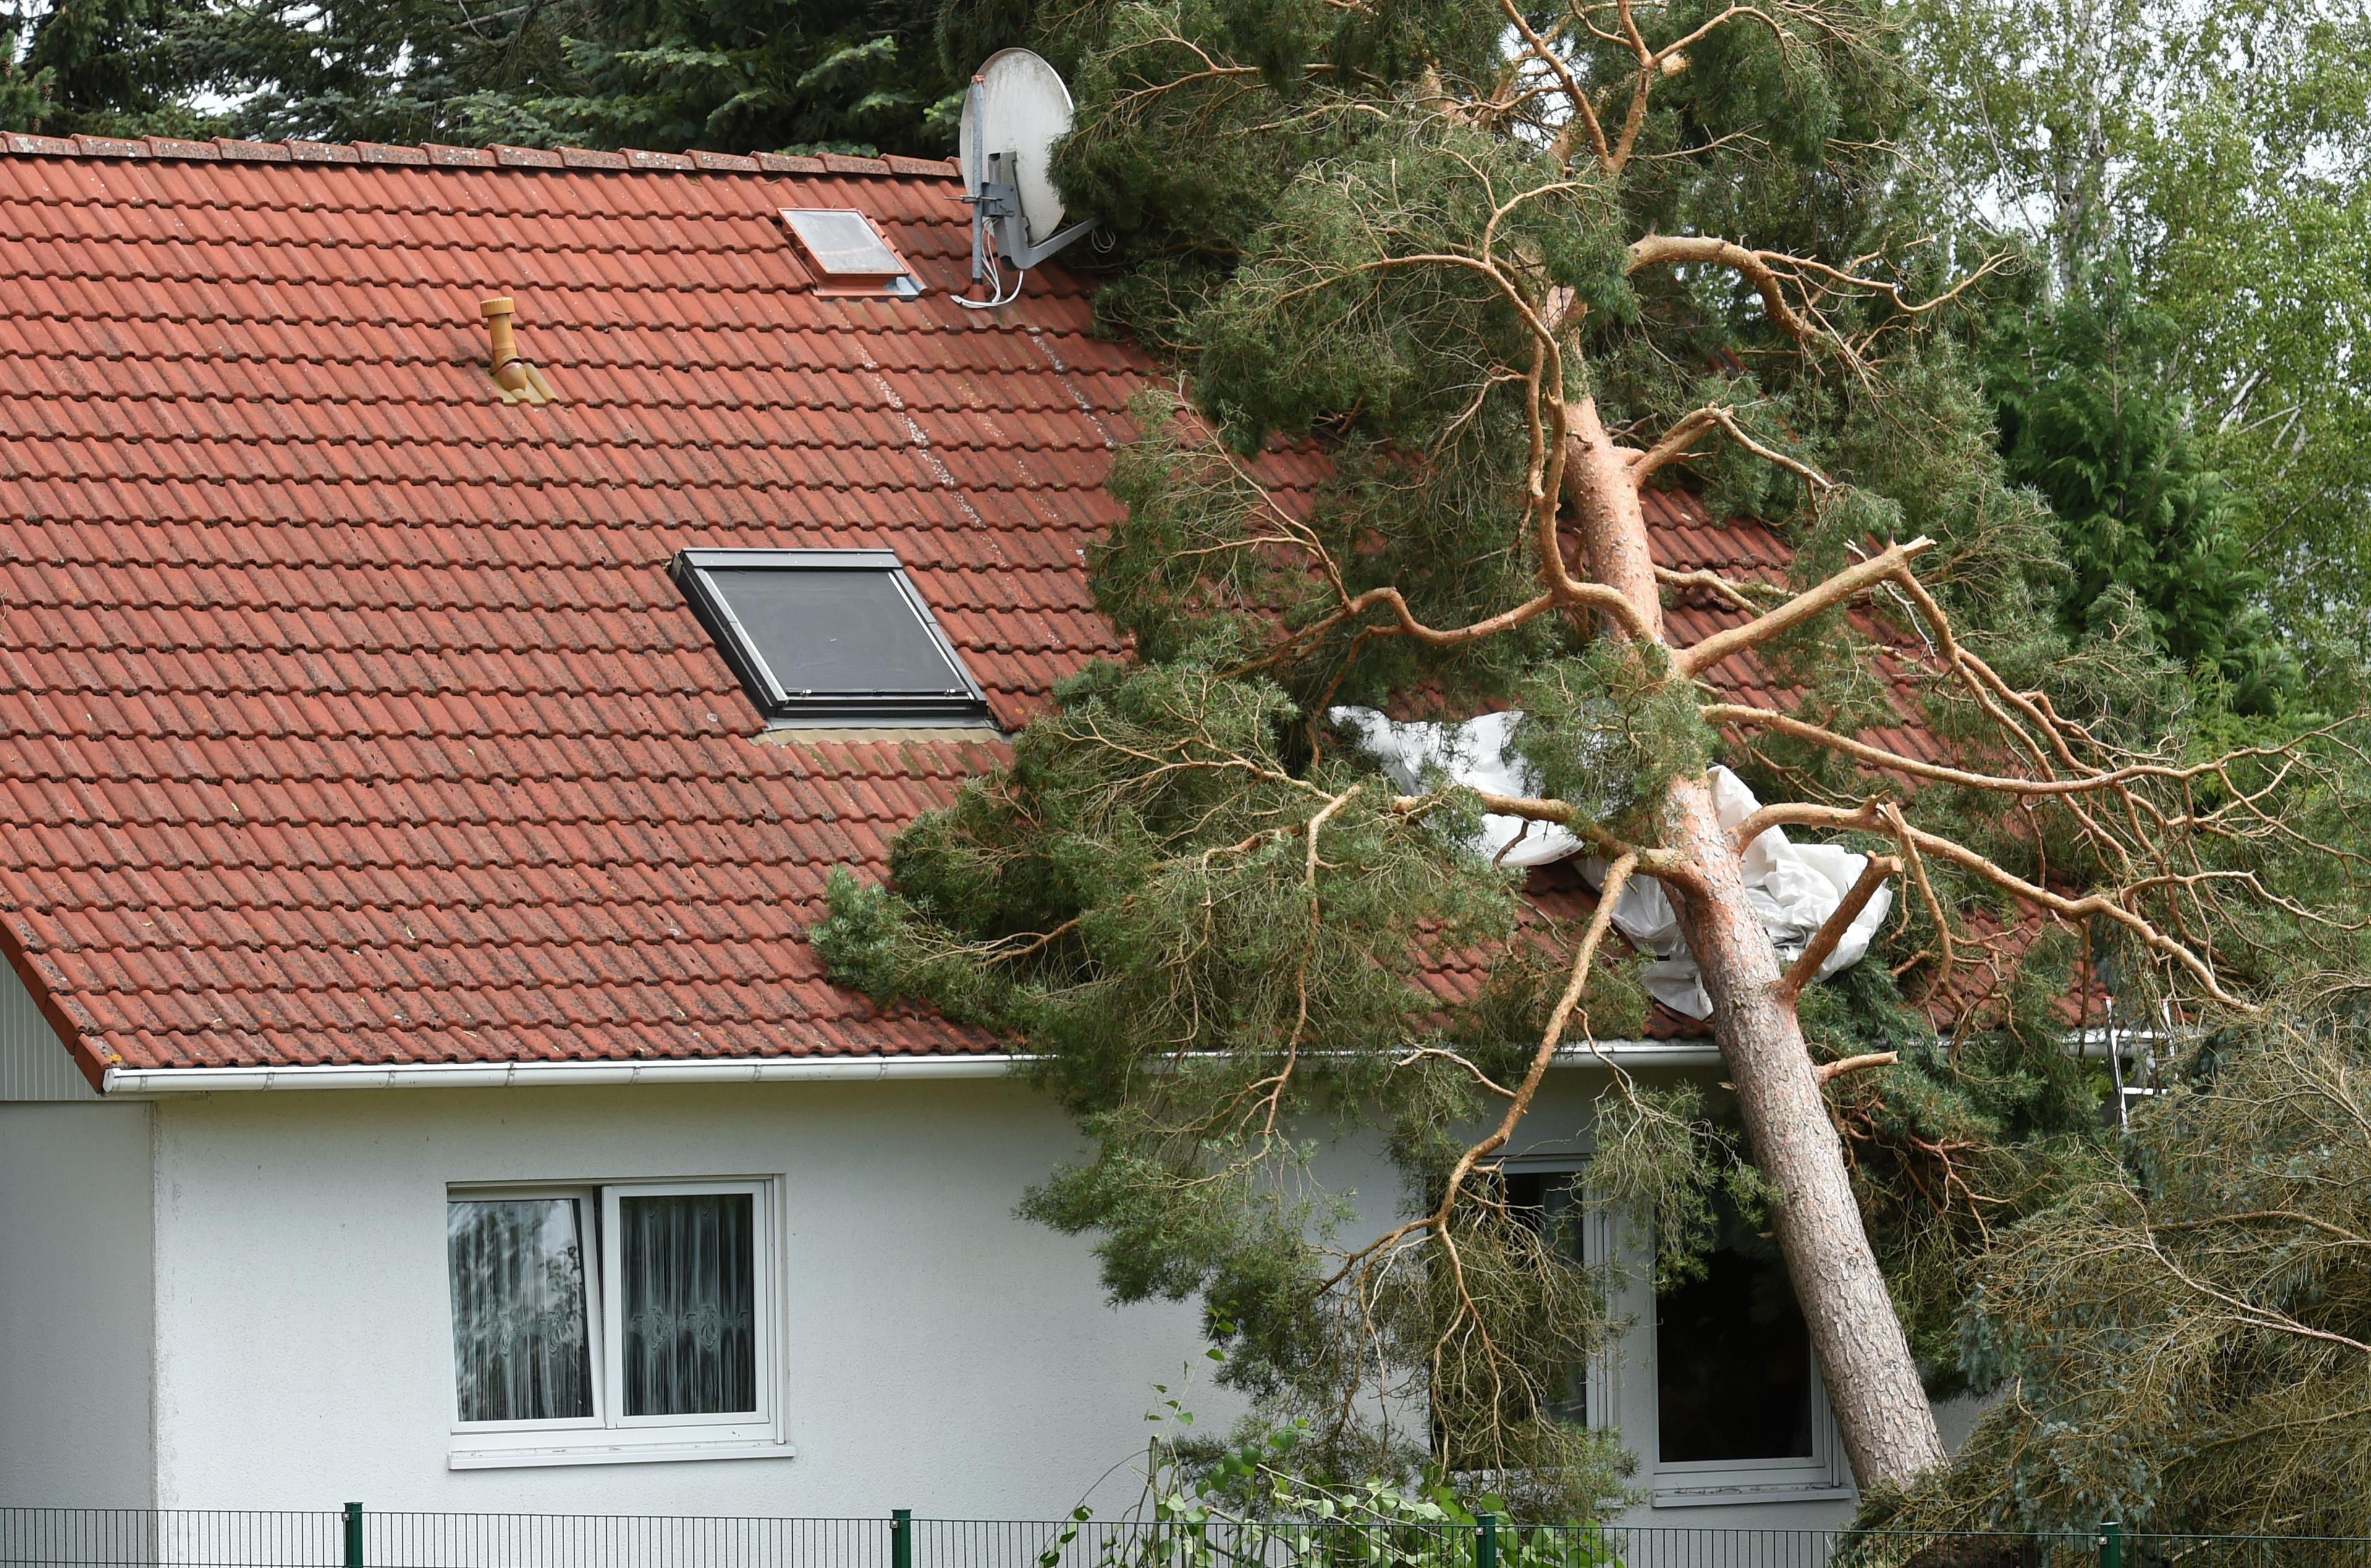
(1332, 707), (1892, 1019)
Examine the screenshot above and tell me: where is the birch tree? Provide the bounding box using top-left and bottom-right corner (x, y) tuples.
(1904, 0), (2371, 641)
(818, 0), (2367, 1504)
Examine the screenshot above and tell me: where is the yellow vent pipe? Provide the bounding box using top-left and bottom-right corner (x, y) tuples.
(480, 297), (556, 405)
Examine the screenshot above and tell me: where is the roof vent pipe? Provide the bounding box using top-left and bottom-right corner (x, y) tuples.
(480, 297), (556, 405)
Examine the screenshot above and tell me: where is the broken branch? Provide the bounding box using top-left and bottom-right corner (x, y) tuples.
(1816, 1051), (1900, 1085)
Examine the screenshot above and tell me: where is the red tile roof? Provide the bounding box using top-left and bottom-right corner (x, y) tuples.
(0, 133), (1879, 1086)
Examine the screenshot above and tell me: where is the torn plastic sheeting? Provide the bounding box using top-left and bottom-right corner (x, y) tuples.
(1330, 708), (1584, 867)
(1333, 707), (1891, 1019)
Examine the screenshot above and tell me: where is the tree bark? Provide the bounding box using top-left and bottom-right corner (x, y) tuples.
(1565, 398), (1948, 1491)
(1665, 784), (1948, 1490)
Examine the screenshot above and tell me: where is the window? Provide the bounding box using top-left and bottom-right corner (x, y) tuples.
(1501, 1167), (1589, 1426)
(445, 1180), (785, 1467)
(1654, 1199), (1814, 1464)
(1493, 1153), (1848, 1506)
(671, 549), (991, 728)
(449, 1195), (594, 1424)
(779, 209), (924, 299)
(1639, 1192), (1846, 1505)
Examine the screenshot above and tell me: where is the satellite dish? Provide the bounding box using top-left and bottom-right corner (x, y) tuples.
(962, 49), (1073, 247)
(958, 48), (1096, 300)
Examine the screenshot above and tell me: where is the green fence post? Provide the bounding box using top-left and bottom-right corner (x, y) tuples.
(2097, 1520), (2121, 1568)
(343, 1504), (363, 1568)
(1476, 1514), (1496, 1568)
(892, 1509), (913, 1568)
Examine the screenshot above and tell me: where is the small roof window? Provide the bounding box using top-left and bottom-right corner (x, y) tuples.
(779, 209), (923, 300)
(672, 549), (990, 727)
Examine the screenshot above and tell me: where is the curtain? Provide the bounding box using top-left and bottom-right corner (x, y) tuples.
(447, 1198), (594, 1423)
(620, 1192), (756, 1416)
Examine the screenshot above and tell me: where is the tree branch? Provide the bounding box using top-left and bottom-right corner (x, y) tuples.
(1736, 799), (2253, 1008)
(1627, 234), (1818, 343)
(1702, 704), (2278, 797)
(1673, 538), (1933, 677)
(1815, 1051), (1900, 1085)
(1777, 854), (1898, 1003)
(1624, 407), (1720, 484)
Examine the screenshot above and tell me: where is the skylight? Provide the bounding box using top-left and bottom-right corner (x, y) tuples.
(779, 209), (924, 300)
(671, 549), (990, 727)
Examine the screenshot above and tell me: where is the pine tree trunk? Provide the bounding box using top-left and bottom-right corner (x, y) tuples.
(1666, 783), (1948, 1489)
(1566, 399), (1948, 1491)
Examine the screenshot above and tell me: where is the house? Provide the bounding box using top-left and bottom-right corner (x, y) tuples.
(0, 132), (1969, 1527)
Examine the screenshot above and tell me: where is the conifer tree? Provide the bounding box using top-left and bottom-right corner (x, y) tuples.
(817, 0), (2367, 1502)
(0, 0), (217, 135)
(1881, 985), (2371, 1535)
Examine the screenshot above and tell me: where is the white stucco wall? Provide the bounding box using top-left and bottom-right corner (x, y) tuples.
(0, 1102), (156, 1506)
(144, 1077), (1233, 1517)
(111, 1066), (1961, 1529)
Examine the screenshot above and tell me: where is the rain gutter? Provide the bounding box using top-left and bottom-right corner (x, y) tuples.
(98, 1041), (1713, 1095)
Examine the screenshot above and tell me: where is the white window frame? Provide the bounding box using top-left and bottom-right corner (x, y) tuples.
(1497, 1151), (1850, 1507)
(1620, 1202), (1849, 1507)
(445, 1177), (791, 1469)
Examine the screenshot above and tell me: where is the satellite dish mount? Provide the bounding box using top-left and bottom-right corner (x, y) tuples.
(960, 49), (1096, 304)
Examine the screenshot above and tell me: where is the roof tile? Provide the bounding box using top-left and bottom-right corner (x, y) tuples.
(0, 135), (1881, 1084)
(0, 146), (1034, 1077)
(214, 138), (293, 162)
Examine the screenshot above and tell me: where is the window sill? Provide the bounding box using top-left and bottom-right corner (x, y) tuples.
(752, 722), (1002, 743)
(449, 1436), (797, 1470)
(1649, 1479), (1853, 1509)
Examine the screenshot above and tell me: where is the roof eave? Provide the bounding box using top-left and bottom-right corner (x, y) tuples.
(98, 1041), (1712, 1094)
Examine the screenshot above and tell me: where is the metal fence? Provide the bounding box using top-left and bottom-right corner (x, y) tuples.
(4, 1511), (2368, 1568)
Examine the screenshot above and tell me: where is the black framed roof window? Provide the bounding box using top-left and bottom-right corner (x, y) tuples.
(672, 549), (991, 727)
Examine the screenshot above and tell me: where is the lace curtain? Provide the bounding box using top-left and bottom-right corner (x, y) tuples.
(620, 1192), (756, 1416)
(447, 1198), (593, 1423)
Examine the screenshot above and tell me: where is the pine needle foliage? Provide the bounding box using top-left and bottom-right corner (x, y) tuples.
(816, 0), (2371, 1511)
(1871, 983), (2371, 1536)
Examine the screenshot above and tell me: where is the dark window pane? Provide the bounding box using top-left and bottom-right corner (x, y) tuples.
(1655, 1199), (1815, 1462)
(708, 568), (962, 699)
(1502, 1169), (1587, 1425)
(447, 1198), (593, 1423)
(620, 1192), (757, 1417)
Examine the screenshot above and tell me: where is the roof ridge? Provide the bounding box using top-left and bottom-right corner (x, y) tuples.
(0, 131), (958, 180)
